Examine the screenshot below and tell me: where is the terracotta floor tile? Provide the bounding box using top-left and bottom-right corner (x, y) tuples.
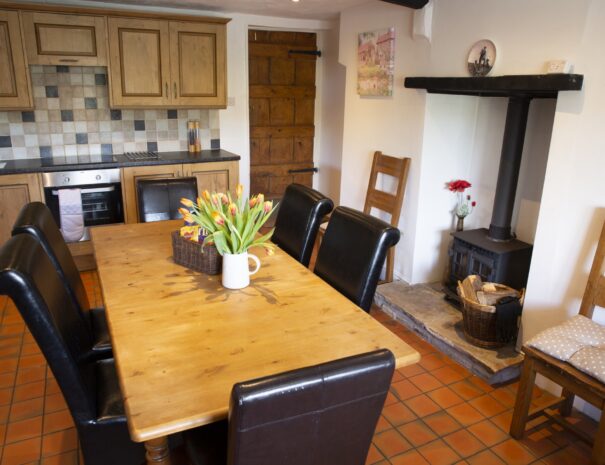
(397, 420), (437, 447)
(442, 429), (485, 458)
(467, 375), (494, 393)
(384, 391), (399, 406)
(1, 437), (41, 465)
(468, 394), (508, 417)
(467, 419), (508, 447)
(446, 402), (485, 427)
(423, 411), (463, 436)
(8, 397), (44, 422)
(20, 344), (41, 357)
(41, 427), (78, 457)
(17, 354), (45, 369)
(0, 387), (11, 406)
(491, 438), (537, 465)
(41, 449), (78, 465)
(373, 429), (413, 458)
(44, 393), (67, 414)
(449, 379), (485, 401)
(490, 387), (517, 408)
(5, 416), (43, 444)
(0, 422), (6, 442)
(390, 449), (430, 465)
(519, 430), (559, 459)
(12, 381), (44, 402)
(419, 353), (448, 371)
(0, 359), (18, 374)
(0, 372), (15, 389)
(432, 365), (467, 385)
(15, 366), (46, 385)
(0, 345), (20, 359)
(397, 363), (425, 379)
(466, 449), (507, 465)
(405, 394), (442, 418)
(408, 372), (443, 392)
(374, 415), (392, 434)
(391, 380), (422, 401)
(382, 402), (417, 426)
(0, 404), (9, 423)
(366, 443), (384, 464)
(427, 386), (465, 409)
(43, 409), (74, 434)
(417, 438), (461, 465)
(491, 410), (514, 432)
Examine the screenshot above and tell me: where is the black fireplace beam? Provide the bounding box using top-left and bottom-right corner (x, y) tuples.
(488, 97), (531, 241)
(379, 0), (429, 9)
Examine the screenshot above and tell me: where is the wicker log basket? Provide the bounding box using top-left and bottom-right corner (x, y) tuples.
(457, 275), (524, 349)
(171, 231), (222, 275)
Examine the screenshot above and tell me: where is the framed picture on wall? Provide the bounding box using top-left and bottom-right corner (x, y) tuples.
(357, 27), (395, 97)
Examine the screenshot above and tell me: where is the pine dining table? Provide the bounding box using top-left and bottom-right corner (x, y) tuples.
(91, 219), (420, 465)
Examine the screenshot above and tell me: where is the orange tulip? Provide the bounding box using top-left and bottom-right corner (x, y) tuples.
(257, 193), (264, 204)
(249, 197), (257, 208)
(228, 203), (238, 216)
(178, 207), (190, 218)
(180, 197), (194, 207)
(211, 210), (224, 226)
(263, 200), (272, 214)
(202, 190), (211, 201)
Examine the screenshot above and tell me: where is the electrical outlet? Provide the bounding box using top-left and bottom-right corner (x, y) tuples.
(546, 60), (571, 74)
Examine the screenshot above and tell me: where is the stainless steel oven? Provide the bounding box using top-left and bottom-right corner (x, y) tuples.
(42, 168), (123, 242)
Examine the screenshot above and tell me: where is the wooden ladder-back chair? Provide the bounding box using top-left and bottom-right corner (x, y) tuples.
(318, 151), (411, 283)
(510, 219), (605, 465)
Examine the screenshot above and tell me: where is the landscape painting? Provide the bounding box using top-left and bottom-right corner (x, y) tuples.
(357, 27), (395, 96)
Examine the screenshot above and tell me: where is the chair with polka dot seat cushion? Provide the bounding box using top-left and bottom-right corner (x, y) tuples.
(510, 219), (605, 465)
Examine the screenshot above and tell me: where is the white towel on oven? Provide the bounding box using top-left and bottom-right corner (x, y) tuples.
(58, 188), (85, 242)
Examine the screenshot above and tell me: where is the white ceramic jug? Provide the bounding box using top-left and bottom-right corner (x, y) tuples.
(221, 252), (261, 289)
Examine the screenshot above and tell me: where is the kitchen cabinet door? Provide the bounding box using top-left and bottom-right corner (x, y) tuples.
(107, 17), (171, 108)
(0, 10), (33, 110)
(0, 173), (44, 246)
(183, 161), (238, 195)
(21, 11), (108, 66)
(169, 21), (226, 108)
(121, 164), (182, 223)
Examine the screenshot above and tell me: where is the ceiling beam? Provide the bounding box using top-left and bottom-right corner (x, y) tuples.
(379, 0), (429, 9)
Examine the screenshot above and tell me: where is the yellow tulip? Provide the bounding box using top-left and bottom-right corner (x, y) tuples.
(180, 197), (194, 207)
(228, 203), (238, 216)
(211, 210), (225, 226)
(257, 193), (264, 204)
(236, 184), (243, 198)
(178, 207), (190, 218)
(202, 190), (211, 201)
(197, 197), (203, 207)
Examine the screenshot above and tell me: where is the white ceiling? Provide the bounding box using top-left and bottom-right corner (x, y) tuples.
(86, 0), (372, 19)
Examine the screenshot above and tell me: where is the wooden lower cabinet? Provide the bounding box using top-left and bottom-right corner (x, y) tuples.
(121, 161), (239, 223)
(0, 173), (44, 247)
(183, 161), (238, 195)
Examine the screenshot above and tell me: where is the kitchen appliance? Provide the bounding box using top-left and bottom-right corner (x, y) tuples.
(43, 168), (123, 241)
(123, 151), (160, 161)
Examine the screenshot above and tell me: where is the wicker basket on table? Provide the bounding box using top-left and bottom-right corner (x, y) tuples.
(456, 276), (524, 349)
(171, 231), (222, 275)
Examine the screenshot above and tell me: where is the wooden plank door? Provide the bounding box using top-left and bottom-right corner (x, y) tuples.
(0, 10), (33, 110)
(169, 21), (227, 108)
(107, 17), (171, 108)
(248, 30), (317, 199)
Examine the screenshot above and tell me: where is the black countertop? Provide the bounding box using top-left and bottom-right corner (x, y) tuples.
(0, 150), (240, 175)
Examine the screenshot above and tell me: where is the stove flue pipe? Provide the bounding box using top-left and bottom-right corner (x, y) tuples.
(488, 96), (531, 241)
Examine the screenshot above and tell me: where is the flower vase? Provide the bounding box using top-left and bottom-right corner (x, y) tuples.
(456, 215), (465, 232)
(221, 252), (261, 289)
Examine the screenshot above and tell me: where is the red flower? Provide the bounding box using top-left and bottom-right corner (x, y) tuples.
(448, 180), (472, 193)
(472, 201), (477, 207)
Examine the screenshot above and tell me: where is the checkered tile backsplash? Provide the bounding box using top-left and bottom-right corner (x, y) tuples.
(0, 66), (221, 160)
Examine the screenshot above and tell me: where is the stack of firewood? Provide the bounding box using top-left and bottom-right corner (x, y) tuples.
(458, 275), (521, 309)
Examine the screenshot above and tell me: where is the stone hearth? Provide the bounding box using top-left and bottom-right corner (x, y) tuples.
(375, 281), (524, 385)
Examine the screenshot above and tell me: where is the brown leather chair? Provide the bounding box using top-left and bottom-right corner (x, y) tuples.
(315, 206), (400, 312)
(0, 234), (145, 465)
(137, 177), (198, 222)
(184, 349), (395, 465)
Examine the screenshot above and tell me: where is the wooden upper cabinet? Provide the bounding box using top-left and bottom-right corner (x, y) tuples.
(21, 12), (108, 66)
(0, 10), (32, 110)
(169, 21), (226, 107)
(107, 17), (171, 108)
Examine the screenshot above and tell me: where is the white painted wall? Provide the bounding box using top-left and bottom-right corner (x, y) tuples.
(338, 2), (430, 282)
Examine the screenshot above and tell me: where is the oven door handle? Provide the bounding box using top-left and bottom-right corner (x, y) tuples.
(51, 186), (116, 195)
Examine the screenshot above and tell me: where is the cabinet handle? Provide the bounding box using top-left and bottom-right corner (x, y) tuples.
(174, 83), (177, 98)
(59, 59), (79, 63)
(165, 83), (168, 96)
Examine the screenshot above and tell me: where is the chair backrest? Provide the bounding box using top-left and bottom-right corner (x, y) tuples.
(580, 219), (605, 319)
(12, 201), (91, 315)
(137, 177), (198, 223)
(227, 349), (394, 465)
(0, 234), (96, 424)
(364, 151), (411, 228)
(314, 207), (400, 312)
(272, 183), (334, 267)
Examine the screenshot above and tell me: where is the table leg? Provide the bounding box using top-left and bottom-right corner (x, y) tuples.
(145, 437), (171, 465)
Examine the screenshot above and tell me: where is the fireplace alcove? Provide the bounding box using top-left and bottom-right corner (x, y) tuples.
(405, 74), (584, 296)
